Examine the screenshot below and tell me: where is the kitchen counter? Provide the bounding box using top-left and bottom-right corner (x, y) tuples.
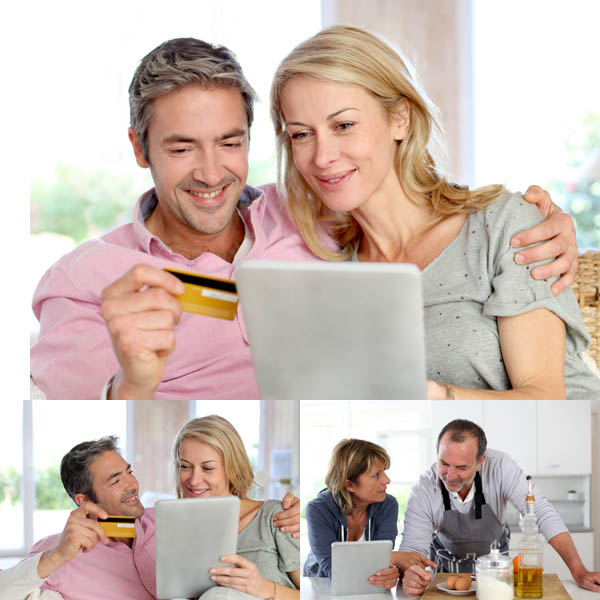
(300, 576), (598, 600)
(506, 525), (593, 533)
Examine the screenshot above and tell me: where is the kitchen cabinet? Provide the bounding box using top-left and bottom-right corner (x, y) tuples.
(432, 400), (591, 477)
(537, 401), (591, 475)
(483, 400), (537, 475)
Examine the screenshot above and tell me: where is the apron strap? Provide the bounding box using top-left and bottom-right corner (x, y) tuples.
(474, 472), (486, 519)
(439, 472), (487, 518)
(439, 477), (452, 510)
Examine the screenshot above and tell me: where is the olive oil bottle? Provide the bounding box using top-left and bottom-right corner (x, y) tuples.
(516, 476), (543, 598)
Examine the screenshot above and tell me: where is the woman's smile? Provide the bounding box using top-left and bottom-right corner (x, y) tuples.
(315, 169), (357, 190)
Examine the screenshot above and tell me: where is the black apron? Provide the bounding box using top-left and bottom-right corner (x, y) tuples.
(429, 472), (510, 573)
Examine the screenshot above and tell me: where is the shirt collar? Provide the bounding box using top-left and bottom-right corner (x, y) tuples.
(132, 185), (261, 258)
(137, 188), (157, 222)
(446, 481), (476, 504)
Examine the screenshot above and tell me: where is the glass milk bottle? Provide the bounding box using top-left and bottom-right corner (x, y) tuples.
(476, 542), (514, 600)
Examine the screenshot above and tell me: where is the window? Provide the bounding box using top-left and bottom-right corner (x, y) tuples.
(473, 0), (600, 249)
(32, 401), (128, 541)
(300, 401), (433, 525)
(300, 401), (433, 566)
(0, 401), (127, 557)
(0, 402), (27, 556)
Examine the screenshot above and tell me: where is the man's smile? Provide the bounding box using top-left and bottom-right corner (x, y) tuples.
(121, 493), (140, 505)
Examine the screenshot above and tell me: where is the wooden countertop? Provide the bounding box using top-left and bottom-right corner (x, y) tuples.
(420, 573), (569, 600)
(300, 574), (597, 600)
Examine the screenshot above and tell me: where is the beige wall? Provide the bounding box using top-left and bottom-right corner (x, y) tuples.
(127, 400), (194, 496)
(321, 0), (474, 183)
(126, 400), (300, 499)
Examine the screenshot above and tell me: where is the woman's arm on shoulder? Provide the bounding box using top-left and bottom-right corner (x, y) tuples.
(428, 307), (566, 399)
(272, 493), (300, 538)
(512, 186), (578, 295)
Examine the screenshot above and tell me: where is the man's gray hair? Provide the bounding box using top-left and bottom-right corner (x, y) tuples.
(60, 436), (120, 503)
(129, 37), (256, 161)
(436, 419), (487, 461)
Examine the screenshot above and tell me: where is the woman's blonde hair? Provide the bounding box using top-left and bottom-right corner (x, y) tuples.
(325, 438), (391, 515)
(172, 415), (255, 499)
(270, 24), (505, 260)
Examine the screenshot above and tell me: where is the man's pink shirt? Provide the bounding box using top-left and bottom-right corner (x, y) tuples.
(32, 509), (156, 600)
(31, 184), (319, 399)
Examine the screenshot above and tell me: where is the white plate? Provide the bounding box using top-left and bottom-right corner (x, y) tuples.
(436, 581), (476, 595)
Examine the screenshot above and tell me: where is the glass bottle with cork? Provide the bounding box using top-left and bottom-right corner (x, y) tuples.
(516, 475), (544, 598)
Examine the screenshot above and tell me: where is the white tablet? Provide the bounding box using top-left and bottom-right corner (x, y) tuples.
(235, 260), (426, 399)
(155, 496), (240, 600)
(331, 540), (393, 595)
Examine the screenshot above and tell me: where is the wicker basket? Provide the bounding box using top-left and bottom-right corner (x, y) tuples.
(573, 251), (600, 368)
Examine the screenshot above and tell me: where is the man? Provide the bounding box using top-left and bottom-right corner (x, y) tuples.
(30, 38), (318, 400)
(0, 437), (300, 599)
(30, 37), (579, 400)
(400, 419), (600, 594)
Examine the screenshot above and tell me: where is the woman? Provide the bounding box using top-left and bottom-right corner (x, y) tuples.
(304, 439), (431, 589)
(173, 416), (300, 599)
(270, 25), (600, 400)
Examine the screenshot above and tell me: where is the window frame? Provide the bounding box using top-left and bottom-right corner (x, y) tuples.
(0, 401), (33, 557)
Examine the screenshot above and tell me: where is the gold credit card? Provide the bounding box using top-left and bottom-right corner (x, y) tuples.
(98, 515), (137, 538)
(164, 267), (239, 320)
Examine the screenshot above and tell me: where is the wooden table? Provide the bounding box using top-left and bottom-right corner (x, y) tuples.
(420, 573), (569, 600)
(300, 574), (597, 600)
